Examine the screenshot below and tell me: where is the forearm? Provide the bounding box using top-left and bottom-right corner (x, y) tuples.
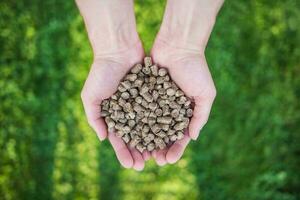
(75, 0), (140, 56)
(157, 0), (224, 52)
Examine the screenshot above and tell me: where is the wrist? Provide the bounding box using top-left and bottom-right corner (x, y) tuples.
(151, 36), (205, 70)
(155, 30), (208, 54)
(90, 29), (141, 57)
(157, 16), (216, 53)
(76, 0), (140, 55)
(93, 40), (144, 69)
(157, 0), (222, 52)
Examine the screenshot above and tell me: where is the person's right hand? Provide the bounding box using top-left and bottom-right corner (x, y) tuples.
(80, 42), (150, 170)
(148, 0), (223, 166)
(150, 39), (217, 166)
(76, 0), (151, 170)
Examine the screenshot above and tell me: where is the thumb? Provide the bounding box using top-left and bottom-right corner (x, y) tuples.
(81, 92), (108, 141)
(189, 96), (215, 140)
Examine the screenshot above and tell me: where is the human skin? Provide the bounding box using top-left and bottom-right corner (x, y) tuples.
(76, 0), (224, 169)
(76, 0), (149, 171)
(151, 0), (224, 165)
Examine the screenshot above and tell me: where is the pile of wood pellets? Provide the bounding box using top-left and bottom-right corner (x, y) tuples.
(100, 57), (193, 153)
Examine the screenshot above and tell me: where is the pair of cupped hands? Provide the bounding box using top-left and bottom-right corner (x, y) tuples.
(81, 35), (216, 170)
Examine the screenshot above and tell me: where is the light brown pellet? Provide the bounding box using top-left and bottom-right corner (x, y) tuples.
(163, 136), (170, 144)
(177, 96), (187, 104)
(129, 88), (138, 97)
(158, 68), (167, 76)
(121, 92), (130, 100)
(136, 143), (145, 153)
(100, 110), (109, 117)
(100, 56), (194, 152)
(174, 122), (186, 131)
(151, 124), (161, 134)
(175, 90), (184, 97)
(171, 109), (180, 118)
(155, 108), (163, 116)
(150, 65), (158, 76)
(118, 98), (126, 107)
(147, 142), (155, 151)
(148, 117), (156, 126)
(170, 134), (177, 142)
(130, 135), (141, 148)
(144, 133), (155, 144)
(141, 99), (149, 108)
(140, 84), (149, 94)
(144, 57), (152, 67)
(156, 77), (165, 84)
(123, 126), (131, 134)
(121, 80), (131, 90)
(142, 66), (151, 75)
(135, 96), (143, 104)
(115, 123), (124, 130)
(131, 63), (142, 74)
(126, 74), (137, 82)
(154, 137), (166, 149)
(152, 90), (159, 101)
(141, 92), (153, 103)
(176, 131), (184, 140)
(122, 134), (130, 143)
(166, 88), (176, 96)
(157, 116), (172, 124)
(179, 108), (186, 115)
(156, 130), (166, 138)
(116, 131), (125, 138)
(111, 94), (118, 100)
(161, 124), (169, 132)
(128, 119), (135, 127)
(186, 108), (193, 117)
(133, 78), (143, 88)
(149, 102), (158, 111)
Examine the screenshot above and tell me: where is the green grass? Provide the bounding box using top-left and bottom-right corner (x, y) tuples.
(0, 1), (299, 199)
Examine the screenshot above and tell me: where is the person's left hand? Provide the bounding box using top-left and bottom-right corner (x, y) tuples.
(81, 42), (151, 170)
(150, 39), (217, 166)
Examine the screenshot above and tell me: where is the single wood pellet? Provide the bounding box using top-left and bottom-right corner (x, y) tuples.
(100, 57), (193, 153)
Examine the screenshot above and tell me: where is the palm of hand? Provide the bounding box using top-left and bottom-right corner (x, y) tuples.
(81, 43), (148, 170)
(150, 40), (216, 165)
(82, 39), (216, 169)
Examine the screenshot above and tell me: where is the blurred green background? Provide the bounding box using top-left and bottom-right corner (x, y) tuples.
(1, 0), (300, 200)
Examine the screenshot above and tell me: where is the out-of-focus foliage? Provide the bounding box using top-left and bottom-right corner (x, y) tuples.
(0, 0), (299, 200)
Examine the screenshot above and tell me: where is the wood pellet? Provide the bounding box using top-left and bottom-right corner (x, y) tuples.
(100, 57), (193, 153)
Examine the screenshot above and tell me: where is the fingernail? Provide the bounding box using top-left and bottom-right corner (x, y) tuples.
(191, 132), (200, 140)
(152, 151), (157, 158)
(157, 160), (167, 166)
(98, 134), (105, 141)
(133, 165), (144, 171)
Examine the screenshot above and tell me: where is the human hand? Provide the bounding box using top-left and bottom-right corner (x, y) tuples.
(148, 0), (222, 166)
(81, 42), (151, 170)
(76, 0), (151, 170)
(150, 39), (216, 166)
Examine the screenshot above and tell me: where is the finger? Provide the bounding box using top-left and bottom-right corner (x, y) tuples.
(151, 150), (157, 159)
(130, 148), (145, 171)
(189, 96), (214, 140)
(155, 149), (168, 166)
(142, 151), (151, 161)
(166, 132), (190, 164)
(108, 132), (133, 168)
(81, 94), (107, 141)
